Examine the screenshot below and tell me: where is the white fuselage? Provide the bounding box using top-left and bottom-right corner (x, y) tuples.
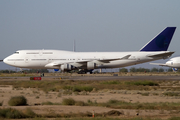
(3, 50), (171, 70)
(164, 57), (180, 68)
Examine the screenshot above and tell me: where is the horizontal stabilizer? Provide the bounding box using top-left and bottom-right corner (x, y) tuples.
(147, 52), (174, 58)
(150, 63), (167, 66)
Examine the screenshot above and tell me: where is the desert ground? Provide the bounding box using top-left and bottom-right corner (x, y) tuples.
(0, 72), (180, 120)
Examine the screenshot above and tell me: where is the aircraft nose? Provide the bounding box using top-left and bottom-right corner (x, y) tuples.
(166, 61), (172, 66)
(3, 57), (8, 64)
(3, 57), (12, 66)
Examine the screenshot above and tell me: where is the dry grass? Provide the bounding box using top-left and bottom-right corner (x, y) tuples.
(1, 73), (180, 119)
(0, 108), (38, 119)
(39, 98), (180, 110)
(0, 106), (179, 120)
(0, 79), (167, 92)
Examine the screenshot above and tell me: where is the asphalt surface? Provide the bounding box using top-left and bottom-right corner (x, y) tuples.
(69, 75), (180, 81)
(0, 75), (180, 81)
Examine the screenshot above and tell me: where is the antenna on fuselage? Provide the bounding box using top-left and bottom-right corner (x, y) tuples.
(73, 40), (76, 52)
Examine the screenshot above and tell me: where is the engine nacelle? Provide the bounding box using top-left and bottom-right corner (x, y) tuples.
(60, 63), (74, 71)
(54, 69), (59, 72)
(87, 62), (96, 69)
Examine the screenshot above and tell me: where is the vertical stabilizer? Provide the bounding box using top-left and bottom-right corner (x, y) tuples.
(140, 27), (176, 51)
(172, 68), (178, 72)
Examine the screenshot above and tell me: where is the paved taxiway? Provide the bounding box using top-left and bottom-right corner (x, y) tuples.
(0, 75), (180, 81)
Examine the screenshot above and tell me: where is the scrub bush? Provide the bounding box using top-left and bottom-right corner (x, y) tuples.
(8, 96), (27, 106)
(62, 98), (75, 105)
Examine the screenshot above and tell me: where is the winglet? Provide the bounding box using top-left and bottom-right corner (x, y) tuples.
(140, 27), (176, 51)
(120, 55), (131, 60)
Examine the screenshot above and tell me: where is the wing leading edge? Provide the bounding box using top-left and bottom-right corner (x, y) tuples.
(45, 54), (131, 68)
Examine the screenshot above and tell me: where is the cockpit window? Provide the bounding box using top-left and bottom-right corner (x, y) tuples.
(14, 52), (19, 54)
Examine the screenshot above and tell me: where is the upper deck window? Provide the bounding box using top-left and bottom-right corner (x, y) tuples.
(43, 52), (53, 54)
(26, 52), (39, 54)
(14, 52), (19, 54)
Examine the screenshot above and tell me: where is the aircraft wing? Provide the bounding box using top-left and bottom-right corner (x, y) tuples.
(45, 61), (85, 68)
(98, 55), (131, 63)
(45, 54), (131, 68)
(147, 52), (174, 58)
(76, 54), (131, 63)
(45, 62), (65, 68)
(150, 63), (167, 66)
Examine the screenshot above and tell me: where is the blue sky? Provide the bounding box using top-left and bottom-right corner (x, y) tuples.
(0, 0), (180, 71)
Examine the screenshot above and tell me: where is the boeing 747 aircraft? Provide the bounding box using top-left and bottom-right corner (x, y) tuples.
(150, 56), (180, 72)
(2, 27), (176, 73)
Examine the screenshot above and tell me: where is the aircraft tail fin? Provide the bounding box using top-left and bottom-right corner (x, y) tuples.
(172, 68), (178, 72)
(140, 27), (176, 51)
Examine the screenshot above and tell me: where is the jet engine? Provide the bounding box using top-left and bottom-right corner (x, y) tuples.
(87, 62), (96, 69)
(54, 69), (59, 72)
(60, 63), (74, 71)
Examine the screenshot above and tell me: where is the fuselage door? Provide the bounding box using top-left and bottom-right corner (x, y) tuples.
(25, 57), (29, 63)
(39, 50), (43, 56)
